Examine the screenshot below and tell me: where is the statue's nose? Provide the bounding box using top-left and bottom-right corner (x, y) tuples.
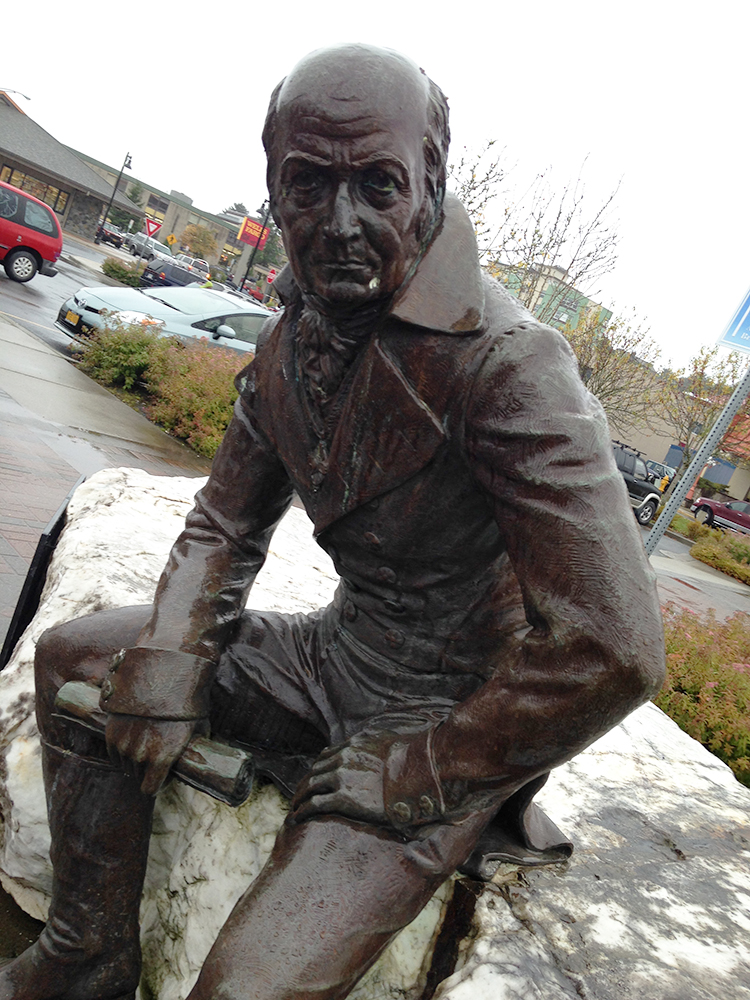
(327, 183), (361, 240)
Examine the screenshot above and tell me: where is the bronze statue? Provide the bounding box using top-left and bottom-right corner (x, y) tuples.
(0, 44), (665, 1000)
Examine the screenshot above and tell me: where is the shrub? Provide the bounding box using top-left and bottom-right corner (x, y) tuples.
(684, 518), (711, 542)
(656, 605), (750, 786)
(145, 339), (247, 457)
(691, 532), (750, 585)
(77, 322), (166, 390)
(101, 256), (143, 287)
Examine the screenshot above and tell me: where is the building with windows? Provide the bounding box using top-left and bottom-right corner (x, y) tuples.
(0, 93), (141, 238)
(71, 151), (244, 268)
(490, 262), (613, 332)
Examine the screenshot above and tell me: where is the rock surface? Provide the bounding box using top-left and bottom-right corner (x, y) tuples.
(0, 468), (748, 1000)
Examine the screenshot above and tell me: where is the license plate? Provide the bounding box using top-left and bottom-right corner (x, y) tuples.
(65, 310), (80, 325)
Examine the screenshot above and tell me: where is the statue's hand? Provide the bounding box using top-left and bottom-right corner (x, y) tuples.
(290, 734), (390, 827)
(105, 714), (198, 796)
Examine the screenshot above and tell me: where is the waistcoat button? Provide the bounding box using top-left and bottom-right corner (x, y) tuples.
(419, 795), (436, 818)
(392, 801), (412, 822)
(384, 628), (405, 648)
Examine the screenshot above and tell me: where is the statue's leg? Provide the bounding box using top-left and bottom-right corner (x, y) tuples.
(0, 607), (154, 1000)
(187, 810), (492, 1000)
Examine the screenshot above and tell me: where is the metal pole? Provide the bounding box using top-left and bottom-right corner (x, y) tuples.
(242, 203), (271, 289)
(644, 361), (750, 556)
(94, 153), (131, 244)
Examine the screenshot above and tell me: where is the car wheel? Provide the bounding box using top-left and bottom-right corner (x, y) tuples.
(4, 249), (38, 283)
(695, 505), (714, 526)
(636, 500), (657, 525)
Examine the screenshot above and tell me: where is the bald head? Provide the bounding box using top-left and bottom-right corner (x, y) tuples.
(263, 44), (450, 208)
(261, 46), (450, 310)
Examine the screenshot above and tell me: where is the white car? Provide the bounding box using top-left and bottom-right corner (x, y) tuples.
(174, 253), (210, 275)
(55, 285), (270, 354)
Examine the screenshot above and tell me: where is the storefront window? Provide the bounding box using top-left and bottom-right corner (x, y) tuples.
(1, 166), (69, 215)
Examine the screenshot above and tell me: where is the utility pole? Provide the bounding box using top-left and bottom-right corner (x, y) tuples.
(242, 200), (271, 289)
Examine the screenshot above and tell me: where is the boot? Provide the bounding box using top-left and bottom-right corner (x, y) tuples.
(0, 743), (154, 1000)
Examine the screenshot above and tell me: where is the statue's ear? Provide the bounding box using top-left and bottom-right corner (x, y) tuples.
(269, 197), (282, 230)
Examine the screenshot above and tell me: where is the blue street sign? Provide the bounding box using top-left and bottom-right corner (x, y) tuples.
(718, 285), (750, 353)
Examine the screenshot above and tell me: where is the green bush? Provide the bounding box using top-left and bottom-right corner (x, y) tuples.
(101, 256), (143, 287)
(684, 518), (712, 542)
(656, 605), (750, 786)
(144, 340), (246, 458)
(78, 322), (165, 390)
(691, 532), (750, 585)
(76, 325), (248, 457)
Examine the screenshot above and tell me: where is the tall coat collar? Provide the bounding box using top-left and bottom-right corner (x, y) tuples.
(256, 194), (488, 534)
(272, 193), (485, 336)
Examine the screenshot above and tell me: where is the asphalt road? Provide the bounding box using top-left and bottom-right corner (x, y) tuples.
(643, 522), (749, 618)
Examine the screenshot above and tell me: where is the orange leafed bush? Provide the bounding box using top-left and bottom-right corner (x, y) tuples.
(145, 340), (247, 457)
(656, 604), (750, 786)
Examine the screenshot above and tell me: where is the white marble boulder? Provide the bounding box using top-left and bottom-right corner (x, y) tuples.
(0, 468), (748, 1000)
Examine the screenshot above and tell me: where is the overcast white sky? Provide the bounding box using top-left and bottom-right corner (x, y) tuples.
(3, 0), (749, 368)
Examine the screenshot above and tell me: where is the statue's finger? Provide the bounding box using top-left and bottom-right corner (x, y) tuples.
(309, 754), (340, 774)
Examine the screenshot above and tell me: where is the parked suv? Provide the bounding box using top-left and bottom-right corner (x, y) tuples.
(0, 179), (62, 282)
(140, 259), (203, 288)
(174, 253), (210, 275)
(612, 441), (662, 525)
(645, 459), (676, 487)
(96, 222), (124, 248)
(126, 233), (172, 262)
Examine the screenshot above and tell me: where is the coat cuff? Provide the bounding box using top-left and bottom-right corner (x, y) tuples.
(383, 726), (446, 831)
(100, 647), (216, 720)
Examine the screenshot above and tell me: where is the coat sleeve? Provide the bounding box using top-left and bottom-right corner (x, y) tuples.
(382, 321), (665, 829)
(101, 391), (295, 720)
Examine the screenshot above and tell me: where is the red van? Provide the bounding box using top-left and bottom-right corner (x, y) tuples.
(0, 179), (63, 282)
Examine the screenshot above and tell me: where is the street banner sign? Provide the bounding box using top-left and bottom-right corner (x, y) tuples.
(145, 218), (162, 238)
(718, 284), (750, 354)
(238, 217), (269, 250)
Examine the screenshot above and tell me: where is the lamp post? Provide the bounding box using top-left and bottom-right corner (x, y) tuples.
(95, 152), (132, 244)
(0, 88), (31, 101)
(242, 199), (271, 289)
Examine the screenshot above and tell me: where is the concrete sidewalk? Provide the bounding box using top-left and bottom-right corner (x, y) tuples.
(0, 316), (210, 648)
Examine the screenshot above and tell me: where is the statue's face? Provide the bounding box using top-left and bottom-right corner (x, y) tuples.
(270, 63), (431, 311)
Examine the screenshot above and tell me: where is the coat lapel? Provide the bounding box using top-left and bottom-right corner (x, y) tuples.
(311, 336), (446, 535)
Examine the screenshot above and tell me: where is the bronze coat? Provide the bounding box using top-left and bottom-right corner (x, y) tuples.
(105, 196), (665, 871)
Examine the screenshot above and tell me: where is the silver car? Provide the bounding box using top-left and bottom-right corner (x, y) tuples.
(55, 285), (270, 354)
(126, 233), (173, 262)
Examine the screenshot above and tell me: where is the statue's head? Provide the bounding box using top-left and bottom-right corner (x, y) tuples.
(263, 44), (450, 312)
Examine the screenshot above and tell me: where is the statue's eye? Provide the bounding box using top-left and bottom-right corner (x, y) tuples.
(292, 169), (322, 192)
(361, 170), (396, 196)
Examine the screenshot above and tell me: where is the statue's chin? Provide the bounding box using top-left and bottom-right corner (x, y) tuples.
(302, 278), (388, 319)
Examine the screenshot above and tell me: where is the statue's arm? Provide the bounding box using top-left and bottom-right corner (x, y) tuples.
(100, 394), (294, 791)
(383, 322), (665, 826)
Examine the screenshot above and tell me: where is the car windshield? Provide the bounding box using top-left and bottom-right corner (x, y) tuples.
(141, 287), (264, 316)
